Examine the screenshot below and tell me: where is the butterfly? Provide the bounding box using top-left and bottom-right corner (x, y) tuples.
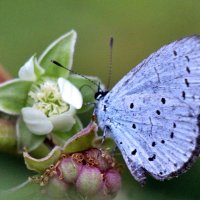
(94, 36), (200, 184)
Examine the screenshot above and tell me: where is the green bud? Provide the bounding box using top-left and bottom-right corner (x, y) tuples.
(45, 177), (68, 199)
(76, 166), (103, 197)
(59, 157), (82, 183)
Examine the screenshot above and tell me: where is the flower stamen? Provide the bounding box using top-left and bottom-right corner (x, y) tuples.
(29, 80), (69, 117)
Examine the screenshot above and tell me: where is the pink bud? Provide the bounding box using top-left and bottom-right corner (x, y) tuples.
(103, 169), (121, 197)
(84, 148), (112, 172)
(76, 165), (103, 196)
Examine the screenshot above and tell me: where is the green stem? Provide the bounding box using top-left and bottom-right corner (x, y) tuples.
(0, 118), (17, 153)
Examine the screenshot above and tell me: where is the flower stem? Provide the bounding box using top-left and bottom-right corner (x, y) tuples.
(0, 118), (17, 153)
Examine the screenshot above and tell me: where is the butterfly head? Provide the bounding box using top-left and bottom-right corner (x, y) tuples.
(94, 82), (108, 101)
(94, 90), (108, 101)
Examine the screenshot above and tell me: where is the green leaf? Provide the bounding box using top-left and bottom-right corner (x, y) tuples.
(38, 30), (77, 78)
(0, 79), (32, 115)
(68, 74), (104, 113)
(16, 117), (45, 153)
(63, 121), (98, 154)
(52, 116), (83, 146)
(23, 146), (62, 173)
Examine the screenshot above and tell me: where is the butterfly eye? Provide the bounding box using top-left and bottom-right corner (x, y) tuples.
(94, 91), (102, 100)
(95, 91), (108, 100)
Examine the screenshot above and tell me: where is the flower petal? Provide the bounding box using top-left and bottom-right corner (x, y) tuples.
(21, 107), (53, 135)
(58, 77), (83, 109)
(49, 106), (76, 132)
(18, 56), (37, 81)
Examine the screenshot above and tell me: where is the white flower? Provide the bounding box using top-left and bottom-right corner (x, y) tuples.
(21, 78), (83, 135)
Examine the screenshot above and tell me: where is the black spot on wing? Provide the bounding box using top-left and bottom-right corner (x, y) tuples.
(185, 55), (190, 62)
(161, 140), (165, 144)
(182, 91), (186, 99)
(161, 98), (166, 104)
(131, 149), (137, 155)
(151, 141), (156, 147)
(186, 66), (190, 74)
(173, 50), (177, 56)
(130, 103), (134, 109)
(148, 154), (156, 161)
(132, 124), (136, 129)
(184, 79), (190, 87)
(156, 110), (161, 115)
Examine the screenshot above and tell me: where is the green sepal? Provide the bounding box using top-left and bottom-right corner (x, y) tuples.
(23, 146), (62, 173)
(16, 117), (45, 153)
(33, 55), (45, 77)
(63, 121), (98, 154)
(38, 30), (77, 78)
(68, 74), (104, 113)
(51, 116), (83, 146)
(93, 137), (116, 151)
(0, 79), (32, 115)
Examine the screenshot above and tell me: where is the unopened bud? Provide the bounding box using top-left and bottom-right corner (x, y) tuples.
(45, 177), (68, 199)
(58, 157), (82, 183)
(76, 165), (103, 196)
(103, 169), (121, 197)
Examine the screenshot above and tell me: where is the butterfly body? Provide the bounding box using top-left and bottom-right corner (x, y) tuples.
(95, 36), (200, 184)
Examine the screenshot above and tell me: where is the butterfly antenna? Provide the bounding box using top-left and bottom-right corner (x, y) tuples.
(51, 60), (99, 89)
(107, 37), (113, 89)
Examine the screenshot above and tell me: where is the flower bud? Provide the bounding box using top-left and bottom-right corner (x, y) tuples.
(84, 148), (112, 172)
(103, 169), (121, 197)
(0, 65), (11, 83)
(58, 157), (82, 183)
(39, 148), (121, 200)
(45, 177), (68, 199)
(76, 165), (103, 196)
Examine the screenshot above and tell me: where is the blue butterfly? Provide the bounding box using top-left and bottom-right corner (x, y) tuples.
(95, 36), (200, 184)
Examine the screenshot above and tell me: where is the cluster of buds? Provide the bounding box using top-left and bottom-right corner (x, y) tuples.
(36, 148), (121, 200)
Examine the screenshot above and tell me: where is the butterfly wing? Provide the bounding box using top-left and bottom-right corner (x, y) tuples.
(96, 36), (200, 183)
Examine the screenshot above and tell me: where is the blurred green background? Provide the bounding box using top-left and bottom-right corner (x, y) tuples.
(1, 0), (200, 199)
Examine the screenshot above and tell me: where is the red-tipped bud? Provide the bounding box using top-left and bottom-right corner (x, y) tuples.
(84, 148), (113, 172)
